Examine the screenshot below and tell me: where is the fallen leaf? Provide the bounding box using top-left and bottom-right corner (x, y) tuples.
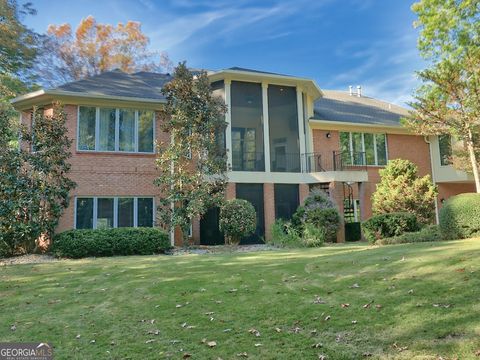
(147, 329), (160, 335)
(205, 312), (215, 315)
(324, 315), (331, 321)
(363, 303), (371, 309)
(274, 327), (282, 333)
(363, 352), (373, 357)
(223, 328), (232, 333)
(183, 353), (192, 359)
(200, 288), (207, 292)
(408, 289), (414, 294)
(313, 295), (326, 304)
(310, 329), (318, 335)
(229, 289), (238, 293)
(392, 343), (408, 352)
(455, 268), (465, 273)
(352, 320), (358, 324)
(75, 334), (81, 339)
(318, 355), (327, 360)
(341, 303), (350, 308)
(176, 304), (183, 308)
(248, 328), (261, 337)
(254, 343), (262, 347)
(311, 343), (323, 348)
(474, 349), (480, 356)
(350, 283), (360, 288)
(207, 341), (217, 348)
(145, 339), (155, 344)
(375, 304), (382, 310)
(90, 340), (96, 344)
(10, 325), (16, 331)
(237, 352), (248, 357)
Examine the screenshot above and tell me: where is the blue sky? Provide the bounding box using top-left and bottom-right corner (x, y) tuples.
(25, 0), (425, 106)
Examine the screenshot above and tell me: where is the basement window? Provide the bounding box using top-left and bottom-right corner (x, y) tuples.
(75, 197), (154, 229)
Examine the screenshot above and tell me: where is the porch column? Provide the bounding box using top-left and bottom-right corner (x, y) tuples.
(225, 79), (233, 169)
(297, 87), (306, 171)
(262, 82), (271, 172)
(358, 182), (368, 222)
(264, 183), (275, 242)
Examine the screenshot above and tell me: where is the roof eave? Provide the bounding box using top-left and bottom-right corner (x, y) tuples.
(208, 69), (323, 100)
(11, 89), (166, 110)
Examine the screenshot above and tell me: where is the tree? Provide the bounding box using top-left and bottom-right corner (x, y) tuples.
(405, 0), (480, 192)
(0, 105), (76, 255)
(155, 62), (228, 246)
(219, 199), (256, 245)
(0, 0), (40, 102)
(372, 159), (438, 224)
(36, 15), (172, 86)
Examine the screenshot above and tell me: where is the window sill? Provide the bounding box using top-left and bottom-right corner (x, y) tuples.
(75, 150), (156, 157)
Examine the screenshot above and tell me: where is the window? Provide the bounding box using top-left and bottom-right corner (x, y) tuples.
(439, 135), (452, 166)
(75, 197), (154, 229)
(78, 106), (155, 153)
(274, 184), (299, 220)
(339, 132), (388, 166)
(78, 107), (96, 150)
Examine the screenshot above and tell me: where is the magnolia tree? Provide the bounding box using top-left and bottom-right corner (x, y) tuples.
(155, 62), (228, 246)
(0, 105), (75, 255)
(405, 0), (480, 192)
(372, 159), (437, 224)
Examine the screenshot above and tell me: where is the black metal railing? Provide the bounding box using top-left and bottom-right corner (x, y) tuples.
(270, 152), (302, 173)
(303, 151), (367, 172)
(232, 151), (265, 171)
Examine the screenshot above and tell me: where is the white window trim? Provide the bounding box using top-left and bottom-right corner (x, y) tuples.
(75, 196), (155, 229)
(77, 106), (155, 154)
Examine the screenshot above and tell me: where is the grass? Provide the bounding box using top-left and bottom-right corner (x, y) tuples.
(1, 239), (480, 359)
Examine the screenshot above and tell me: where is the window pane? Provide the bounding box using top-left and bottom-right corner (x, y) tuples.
(97, 198), (114, 229)
(76, 198), (93, 229)
(231, 81), (264, 171)
(137, 198), (153, 227)
(118, 198), (134, 227)
(138, 110), (154, 152)
(268, 85), (300, 172)
(351, 133), (363, 165)
(364, 133), (375, 165)
(99, 108), (116, 151)
(78, 107), (96, 150)
(376, 134), (387, 165)
(339, 132), (351, 165)
(119, 109), (135, 152)
(439, 135), (452, 165)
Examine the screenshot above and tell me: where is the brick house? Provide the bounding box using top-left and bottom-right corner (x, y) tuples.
(11, 67), (476, 246)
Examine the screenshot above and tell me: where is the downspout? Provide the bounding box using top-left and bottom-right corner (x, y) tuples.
(424, 136), (439, 224)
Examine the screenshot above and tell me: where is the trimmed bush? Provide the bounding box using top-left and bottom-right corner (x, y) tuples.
(378, 225), (442, 245)
(439, 193), (480, 240)
(52, 227), (171, 258)
(219, 199), (256, 245)
(292, 189), (340, 242)
(362, 212), (420, 244)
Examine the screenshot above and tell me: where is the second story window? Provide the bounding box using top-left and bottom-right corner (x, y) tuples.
(78, 106), (155, 153)
(340, 132), (388, 166)
(438, 134), (452, 166)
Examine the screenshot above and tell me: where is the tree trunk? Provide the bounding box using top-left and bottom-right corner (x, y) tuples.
(467, 129), (480, 193)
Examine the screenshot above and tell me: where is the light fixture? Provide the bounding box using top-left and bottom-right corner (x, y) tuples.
(326, 132), (331, 138)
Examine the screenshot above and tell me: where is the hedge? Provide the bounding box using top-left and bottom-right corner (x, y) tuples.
(377, 225), (441, 245)
(362, 212), (420, 244)
(439, 193), (480, 240)
(52, 227), (171, 258)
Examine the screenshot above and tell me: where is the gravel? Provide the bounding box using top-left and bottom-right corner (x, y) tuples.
(0, 254), (58, 266)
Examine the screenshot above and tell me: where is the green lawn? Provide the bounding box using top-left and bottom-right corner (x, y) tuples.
(1, 239), (480, 359)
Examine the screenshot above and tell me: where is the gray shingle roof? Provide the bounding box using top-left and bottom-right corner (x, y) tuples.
(54, 70), (172, 101)
(313, 90), (410, 126)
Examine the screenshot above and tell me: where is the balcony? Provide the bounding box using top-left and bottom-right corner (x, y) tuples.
(231, 151), (367, 173)
(303, 151), (367, 173)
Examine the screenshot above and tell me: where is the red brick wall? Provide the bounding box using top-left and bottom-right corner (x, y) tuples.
(264, 183), (275, 242)
(437, 183), (476, 210)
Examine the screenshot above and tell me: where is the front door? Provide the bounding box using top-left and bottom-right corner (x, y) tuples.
(200, 207), (224, 245)
(236, 184), (265, 244)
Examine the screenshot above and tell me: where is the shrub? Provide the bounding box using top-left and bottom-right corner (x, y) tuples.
(292, 189), (340, 242)
(362, 212), (420, 244)
(439, 193), (480, 240)
(372, 159), (437, 224)
(268, 219), (302, 248)
(52, 227), (171, 258)
(302, 223), (326, 247)
(378, 225), (442, 245)
(219, 199), (256, 245)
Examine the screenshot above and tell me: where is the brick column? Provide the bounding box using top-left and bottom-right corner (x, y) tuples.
(358, 182), (368, 222)
(299, 184), (310, 204)
(226, 182), (236, 200)
(329, 181), (345, 243)
(264, 183), (275, 242)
